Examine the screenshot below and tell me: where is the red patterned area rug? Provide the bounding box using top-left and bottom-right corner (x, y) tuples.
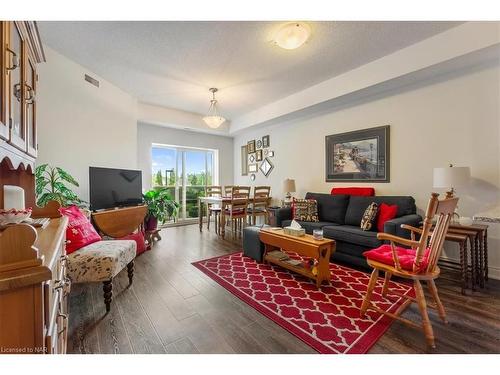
(192, 252), (414, 354)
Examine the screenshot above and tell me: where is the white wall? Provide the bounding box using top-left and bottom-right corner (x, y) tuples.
(137, 122), (234, 191)
(37, 46), (138, 201)
(233, 63), (500, 278)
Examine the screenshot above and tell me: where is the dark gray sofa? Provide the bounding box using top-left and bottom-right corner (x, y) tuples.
(276, 192), (422, 269)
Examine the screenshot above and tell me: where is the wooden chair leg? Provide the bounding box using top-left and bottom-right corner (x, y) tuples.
(414, 279), (435, 348)
(427, 279), (447, 323)
(103, 280), (113, 312)
(382, 272), (392, 297)
(127, 261), (134, 285)
(360, 268), (379, 317)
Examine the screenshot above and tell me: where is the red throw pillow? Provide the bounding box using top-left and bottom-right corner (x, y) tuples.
(119, 231), (146, 255)
(59, 205), (101, 254)
(377, 203), (398, 232)
(330, 187), (375, 196)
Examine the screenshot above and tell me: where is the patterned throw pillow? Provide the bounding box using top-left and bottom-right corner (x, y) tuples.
(292, 198), (319, 222)
(360, 202), (379, 231)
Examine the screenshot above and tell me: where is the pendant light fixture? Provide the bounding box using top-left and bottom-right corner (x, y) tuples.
(203, 88), (226, 129)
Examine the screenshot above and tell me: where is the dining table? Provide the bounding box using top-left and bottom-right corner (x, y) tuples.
(198, 196), (271, 239)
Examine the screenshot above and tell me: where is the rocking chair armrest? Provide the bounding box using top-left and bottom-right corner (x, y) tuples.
(400, 224), (432, 236)
(377, 232), (420, 248)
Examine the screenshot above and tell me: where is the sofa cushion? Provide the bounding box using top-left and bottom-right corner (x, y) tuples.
(304, 192), (350, 224)
(281, 220), (336, 234)
(331, 187), (375, 196)
(360, 202), (379, 231)
(323, 225), (382, 248)
(377, 203), (398, 232)
(292, 198), (319, 222)
(344, 196), (416, 227)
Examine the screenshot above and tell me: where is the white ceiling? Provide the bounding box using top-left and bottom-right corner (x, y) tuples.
(38, 21), (462, 120)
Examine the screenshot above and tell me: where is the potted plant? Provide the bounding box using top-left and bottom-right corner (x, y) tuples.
(143, 189), (179, 230)
(35, 164), (87, 208)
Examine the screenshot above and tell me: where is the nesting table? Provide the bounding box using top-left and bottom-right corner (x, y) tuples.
(432, 223), (489, 294)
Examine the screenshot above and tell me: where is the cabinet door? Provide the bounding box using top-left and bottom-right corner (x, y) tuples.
(26, 54), (37, 157)
(7, 22), (26, 151)
(0, 22), (8, 140)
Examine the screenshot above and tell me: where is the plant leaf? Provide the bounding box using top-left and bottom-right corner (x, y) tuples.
(55, 167), (79, 186)
(35, 179), (48, 196)
(35, 164), (48, 179)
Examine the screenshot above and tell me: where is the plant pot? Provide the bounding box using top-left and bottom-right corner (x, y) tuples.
(145, 216), (158, 231)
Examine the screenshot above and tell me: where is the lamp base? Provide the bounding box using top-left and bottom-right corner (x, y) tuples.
(283, 193), (292, 207)
(445, 188), (455, 199)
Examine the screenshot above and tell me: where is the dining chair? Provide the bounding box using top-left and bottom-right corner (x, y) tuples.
(224, 185), (234, 197)
(206, 186), (222, 234)
(360, 193), (459, 348)
(225, 186), (250, 238)
(247, 186), (271, 225)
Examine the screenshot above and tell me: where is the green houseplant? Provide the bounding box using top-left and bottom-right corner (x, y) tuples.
(143, 188), (179, 230)
(35, 164), (87, 208)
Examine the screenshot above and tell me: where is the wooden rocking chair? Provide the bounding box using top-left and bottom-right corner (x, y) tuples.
(360, 193), (459, 348)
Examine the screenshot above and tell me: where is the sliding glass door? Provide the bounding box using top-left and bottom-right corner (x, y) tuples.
(151, 144), (217, 224)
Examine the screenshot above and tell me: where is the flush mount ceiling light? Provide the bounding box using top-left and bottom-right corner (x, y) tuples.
(202, 88), (226, 129)
(273, 22), (311, 50)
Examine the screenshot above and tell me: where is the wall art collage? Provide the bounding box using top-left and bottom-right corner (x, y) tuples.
(241, 135), (274, 181)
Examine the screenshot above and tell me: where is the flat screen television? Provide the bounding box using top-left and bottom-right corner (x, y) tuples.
(89, 167), (143, 211)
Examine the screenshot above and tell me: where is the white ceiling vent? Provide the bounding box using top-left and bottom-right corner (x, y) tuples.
(84, 74), (99, 88)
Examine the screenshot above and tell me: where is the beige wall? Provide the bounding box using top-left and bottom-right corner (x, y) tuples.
(37, 46), (138, 201)
(234, 63), (500, 278)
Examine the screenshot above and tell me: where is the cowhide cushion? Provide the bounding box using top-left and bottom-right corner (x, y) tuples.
(67, 240), (137, 283)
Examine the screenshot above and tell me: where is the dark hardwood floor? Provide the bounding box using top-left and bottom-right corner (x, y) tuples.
(67, 224), (500, 354)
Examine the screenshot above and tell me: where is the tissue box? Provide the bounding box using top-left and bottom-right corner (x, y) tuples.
(284, 226), (306, 237)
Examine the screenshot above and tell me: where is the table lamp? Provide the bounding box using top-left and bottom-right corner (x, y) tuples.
(283, 179), (296, 206)
(433, 164), (470, 198)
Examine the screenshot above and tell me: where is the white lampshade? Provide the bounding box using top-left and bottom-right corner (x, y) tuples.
(274, 22), (311, 50)
(433, 166), (470, 188)
(283, 179), (296, 193)
(203, 88), (226, 129)
(203, 115), (226, 129)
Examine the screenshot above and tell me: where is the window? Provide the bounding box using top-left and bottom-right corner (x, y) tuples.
(151, 144), (218, 224)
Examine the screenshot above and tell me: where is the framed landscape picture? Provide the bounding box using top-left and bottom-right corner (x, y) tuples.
(325, 125), (390, 182)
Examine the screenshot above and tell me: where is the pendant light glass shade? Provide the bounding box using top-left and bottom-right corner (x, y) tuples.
(274, 22), (310, 50)
(203, 88), (226, 129)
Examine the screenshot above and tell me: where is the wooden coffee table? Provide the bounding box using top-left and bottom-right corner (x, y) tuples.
(259, 228), (335, 288)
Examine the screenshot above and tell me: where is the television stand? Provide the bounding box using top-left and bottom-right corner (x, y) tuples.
(91, 205), (148, 238)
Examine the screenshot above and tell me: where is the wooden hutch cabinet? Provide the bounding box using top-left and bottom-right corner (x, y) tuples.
(0, 21), (69, 354)
(1, 21), (43, 156)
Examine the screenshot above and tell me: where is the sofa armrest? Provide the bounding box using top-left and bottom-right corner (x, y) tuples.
(383, 214), (422, 239)
(275, 207), (292, 227)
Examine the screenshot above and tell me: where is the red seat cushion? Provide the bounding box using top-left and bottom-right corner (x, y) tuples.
(363, 244), (430, 272)
(330, 187), (375, 196)
(377, 203), (398, 232)
(119, 231), (147, 255)
(59, 205), (101, 254)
